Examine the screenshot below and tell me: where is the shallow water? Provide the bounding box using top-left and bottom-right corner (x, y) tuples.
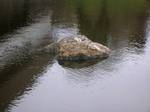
(0, 0), (150, 112)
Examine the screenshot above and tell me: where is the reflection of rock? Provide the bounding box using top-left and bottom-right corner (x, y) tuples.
(57, 35), (111, 61)
(58, 59), (99, 68)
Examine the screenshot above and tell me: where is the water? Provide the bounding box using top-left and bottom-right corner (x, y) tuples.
(0, 0), (150, 112)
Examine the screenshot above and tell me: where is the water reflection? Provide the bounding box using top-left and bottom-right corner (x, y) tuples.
(50, 0), (79, 42)
(58, 59), (101, 68)
(50, 0), (148, 49)
(0, 16), (51, 74)
(0, 0), (150, 112)
(0, 0), (53, 111)
(0, 0), (52, 37)
(0, 54), (54, 112)
(77, 0), (148, 47)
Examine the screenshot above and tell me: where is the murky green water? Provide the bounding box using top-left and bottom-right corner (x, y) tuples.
(0, 0), (150, 112)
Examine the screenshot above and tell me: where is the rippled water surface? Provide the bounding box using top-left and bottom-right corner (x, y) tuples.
(0, 0), (150, 112)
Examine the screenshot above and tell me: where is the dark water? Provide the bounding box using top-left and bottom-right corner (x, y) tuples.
(0, 0), (150, 112)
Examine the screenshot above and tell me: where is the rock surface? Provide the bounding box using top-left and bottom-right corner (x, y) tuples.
(57, 35), (111, 61)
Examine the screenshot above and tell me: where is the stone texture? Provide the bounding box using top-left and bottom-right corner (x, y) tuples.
(57, 35), (111, 61)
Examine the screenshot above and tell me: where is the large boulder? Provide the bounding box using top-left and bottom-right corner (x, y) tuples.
(57, 35), (111, 61)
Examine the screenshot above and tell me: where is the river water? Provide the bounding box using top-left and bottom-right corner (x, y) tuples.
(0, 0), (150, 112)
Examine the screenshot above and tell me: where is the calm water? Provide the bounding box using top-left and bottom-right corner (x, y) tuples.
(0, 0), (150, 112)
